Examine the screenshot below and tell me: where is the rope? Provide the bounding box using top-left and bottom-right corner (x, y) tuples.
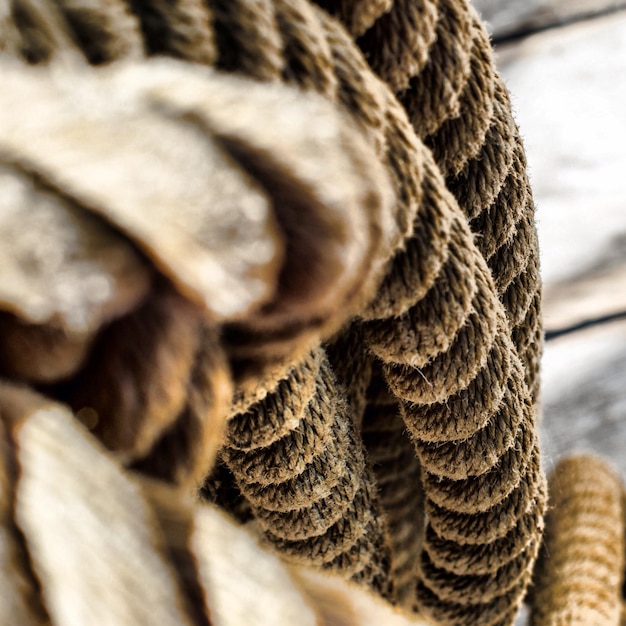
(362, 397), (425, 609)
(323, 0), (543, 400)
(326, 324), (373, 429)
(222, 349), (392, 594)
(0, 2), (550, 623)
(530, 456), (625, 625)
(362, 195), (545, 623)
(313, 5), (546, 620)
(0, 381), (429, 626)
(0, 54), (394, 485)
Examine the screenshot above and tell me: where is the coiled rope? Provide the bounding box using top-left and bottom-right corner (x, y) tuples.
(0, 1), (552, 624)
(0, 380), (429, 626)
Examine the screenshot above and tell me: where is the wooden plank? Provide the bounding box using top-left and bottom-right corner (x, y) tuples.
(544, 263), (626, 330)
(496, 13), (626, 292)
(541, 319), (626, 479)
(472, 0), (626, 39)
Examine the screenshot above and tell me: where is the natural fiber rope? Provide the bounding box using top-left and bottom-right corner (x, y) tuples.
(1, 1), (547, 622)
(0, 382), (429, 626)
(530, 455), (625, 626)
(361, 395), (425, 609)
(325, 0), (543, 402)
(313, 4), (545, 620)
(326, 329), (425, 606)
(326, 324), (373, 429)
(222, 348), (392, 594)
(0, 38), (394, 494)
(194, 0), (431, 594)
(361, 179), (545, 624)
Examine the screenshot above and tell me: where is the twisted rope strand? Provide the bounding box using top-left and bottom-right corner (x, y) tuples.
(530, 456), (625, 626)
(54, 0), (145, 63)
(362, 400), (425, 609)
(222, 349), (393, 595)
(362, 197), (545, 622)
(313, 6), (546, 619)
(330, 0), (543, 403)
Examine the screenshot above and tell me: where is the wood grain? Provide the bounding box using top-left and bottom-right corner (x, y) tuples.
(473, 0), (626, 39)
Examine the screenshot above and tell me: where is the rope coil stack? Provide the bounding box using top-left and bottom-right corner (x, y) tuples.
(3, 0), (607, 624)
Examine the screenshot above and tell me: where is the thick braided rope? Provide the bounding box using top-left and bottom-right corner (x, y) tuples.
(327, 320), (426, 611)
(0, 382), (429, 626)
(3, 1), (546, 617)
(287, 9), (546, 619)
(321, 0), (542, 403)
(326, 324), (373, 429)
(304, 2), (540, 619)
(529, 456), (625, 626)
(327, 333), (424, 608)
(196, 0), (409, 592)
(361, 381), (426, 610)
(0, 40), (397, 499)
(2, 0), (407, 593)
(311, 3), (546, 620)
(200, 0), (432, 594)
(326, 326), (426, 607)
(361, 161), (546, 624)
(223, 348), (392, 595)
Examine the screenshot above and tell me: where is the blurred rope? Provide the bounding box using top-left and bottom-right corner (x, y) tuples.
(0, 1), (554, 624)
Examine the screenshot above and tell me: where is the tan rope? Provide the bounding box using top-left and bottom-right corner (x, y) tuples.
(195, 0), (432, 595)
(311, 5), (546, 620)
(362, 396), (425, 609)
(0, 52), (396, 493)
(362, 186), (545, 623)
(222, 349), (393, 594)
(0, 382), (429, 626)
(0, 2), (549, 622)
(54, 0), (145, 62)
(529, 455), (625, 626)
(326, 324), (373, 429)
(337, 0), (543, 401)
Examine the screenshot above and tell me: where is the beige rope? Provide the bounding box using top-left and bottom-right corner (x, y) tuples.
(326, 324), (373, 429)
(336, 0), (543, 401)
(530, 455), (625, 626)
(362, 395), (425, 609)
(0, 2), (549, 623)
(0, 54), (394, 490)
(0, 381), (429, 626)
(223, 349), (393, 594)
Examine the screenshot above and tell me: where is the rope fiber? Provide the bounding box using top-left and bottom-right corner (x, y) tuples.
(3, 1), (613, 625)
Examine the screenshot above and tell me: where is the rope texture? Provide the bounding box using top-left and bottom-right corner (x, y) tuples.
(316, 2), (545, 619)
(340, 0), (543, 402)
(0, 1), (550, 623)
(530, 456), (626, 626)
(0, 43), (393, 491)
(0, 382), (429, 626)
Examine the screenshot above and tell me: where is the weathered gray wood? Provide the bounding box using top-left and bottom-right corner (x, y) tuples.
(496, 13), (626, 292)
(544, 263), (626, 331)
(541, 320), (626, 477)
(473, 0), (626, 39)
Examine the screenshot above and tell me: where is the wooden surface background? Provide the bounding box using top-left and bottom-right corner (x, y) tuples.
(474, 0), (626, 39)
